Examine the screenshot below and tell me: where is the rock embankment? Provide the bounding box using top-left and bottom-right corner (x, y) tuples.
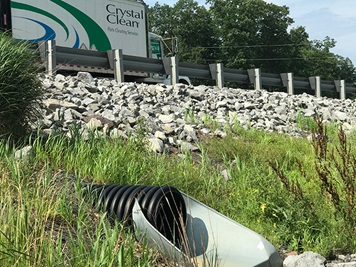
(35, 72), (356, 154)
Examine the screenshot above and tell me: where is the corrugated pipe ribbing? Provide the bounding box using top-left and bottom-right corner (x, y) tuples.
(83, 184), (187, 246)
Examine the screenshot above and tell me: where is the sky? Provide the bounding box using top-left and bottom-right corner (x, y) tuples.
(144, 0), (356, 65)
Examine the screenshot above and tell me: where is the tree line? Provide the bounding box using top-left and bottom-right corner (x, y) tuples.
(148, 0), (356, 83)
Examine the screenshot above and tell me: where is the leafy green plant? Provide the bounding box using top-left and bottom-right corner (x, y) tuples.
(269, 118), (355, 253)
(295, 111), (318, 132)
(184, 108), (196, 124)
(0, 32), (44, 141)
(201, 113), (220, 131)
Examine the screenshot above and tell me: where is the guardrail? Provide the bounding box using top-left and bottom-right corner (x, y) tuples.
(38, 40), (356, 100)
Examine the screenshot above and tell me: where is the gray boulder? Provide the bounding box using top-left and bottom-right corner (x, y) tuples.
(284, 251), (326, 267)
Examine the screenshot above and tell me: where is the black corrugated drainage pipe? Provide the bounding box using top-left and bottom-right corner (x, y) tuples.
(83, 183), (283, 266)
(83, 183), (187, 246)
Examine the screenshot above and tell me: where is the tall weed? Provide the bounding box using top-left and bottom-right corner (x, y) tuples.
(269, 119), (355, 254)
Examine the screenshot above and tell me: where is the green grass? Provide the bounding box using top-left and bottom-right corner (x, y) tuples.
(0, 142), (165, 266)
(0, 31), (44, 141)
(1, 120), (355, 266)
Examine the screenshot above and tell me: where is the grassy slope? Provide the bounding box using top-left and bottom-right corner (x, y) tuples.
(1, 119), (355, 266)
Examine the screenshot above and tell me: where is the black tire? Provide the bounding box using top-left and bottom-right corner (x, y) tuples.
(179, 79), (189, 85)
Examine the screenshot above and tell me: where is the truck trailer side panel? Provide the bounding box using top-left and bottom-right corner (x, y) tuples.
(10, 0), (148, 57)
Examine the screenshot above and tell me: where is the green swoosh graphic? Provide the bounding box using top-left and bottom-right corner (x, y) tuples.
(51, 0), (111, 51)
(11, 1), (69, 40)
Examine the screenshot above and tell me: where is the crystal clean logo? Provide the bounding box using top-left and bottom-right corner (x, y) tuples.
(11, 1), (111, 51)
(106, 4), (144, 28)
(11, 2), (70, 41)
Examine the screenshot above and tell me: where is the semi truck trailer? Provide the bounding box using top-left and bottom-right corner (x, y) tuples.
(0, 0), (191, 84)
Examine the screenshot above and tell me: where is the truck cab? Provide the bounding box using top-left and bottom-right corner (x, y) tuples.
(147, 32), (191, 85)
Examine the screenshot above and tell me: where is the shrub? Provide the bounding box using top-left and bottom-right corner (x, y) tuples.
(0, 31), (44, 141)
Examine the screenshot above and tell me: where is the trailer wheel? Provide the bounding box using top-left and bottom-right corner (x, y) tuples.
(179, 79), (189, 85)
